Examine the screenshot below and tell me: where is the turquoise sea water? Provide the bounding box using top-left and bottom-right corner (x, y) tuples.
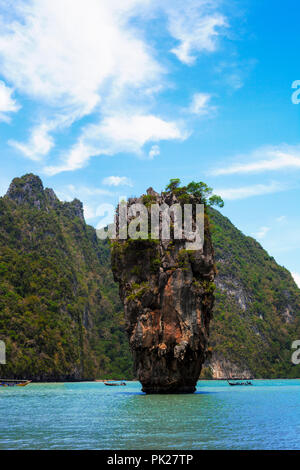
(1, 380), (300, 450)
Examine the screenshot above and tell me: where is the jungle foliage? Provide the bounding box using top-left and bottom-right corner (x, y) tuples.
(1, 175), (300, 380)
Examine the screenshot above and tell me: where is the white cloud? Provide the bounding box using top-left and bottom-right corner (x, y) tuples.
(211, 145), (300, 176)
(56, 184), (113, 201)
(54, 184), (115, 223)
(0, 175), (11, 196)
(44, 113), (187, 175)
(215, 182), (285, 201)
(252, 226), (270, 240)
(102, 176), (133, 187)
(149, 144), (160, 159)
(0, 0), (160, 116)
(214, 59), (256, 91)
(0, 80), (20, 121)
(166, 1), (227, 64)
(0, 0), (164, 164)
(188, 92), (213, 115)
(83, 204), (97, 220)
(9, 122), (54, 161)
(91, 114), (184, 149)
(292, 272), (300, 288)
(225, 73), (243, 90)
(0, 0), (228, 171)
(276, 215), (287, 223)
(45, 142), (93, 175)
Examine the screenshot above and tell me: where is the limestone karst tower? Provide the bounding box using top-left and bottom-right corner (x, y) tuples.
(111, 183), (216, 393)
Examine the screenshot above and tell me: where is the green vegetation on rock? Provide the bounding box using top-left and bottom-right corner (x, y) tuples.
(0, 174), (132, 381)
(207, 208), (300, 378)
(165, 178), (224, 208)
(0, 174), (299, 380)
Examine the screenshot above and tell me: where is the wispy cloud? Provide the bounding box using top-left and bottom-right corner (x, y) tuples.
(0, 0), (161, 117)
(211, 146), (300, 176)
(55, 184), (113, 202)
(83, 203), (97, 221)
(188, 92), (214, 115)
(0, 0), (228, 173)
(252, 226), (270, 240)
(214, 59), (257, 91)
(0, 0), (164, 167)
(214, 181), (285, 201)
(166, 1), (227, 65)
(102, 176), (133, 187)
(0, 80), (20, 122)
(276, 215), (287, 223)
(9, 122), (54, 161)
(55, 183), (115, 223)
(149, 144), (160, 159)
(44, 113), (187, 175)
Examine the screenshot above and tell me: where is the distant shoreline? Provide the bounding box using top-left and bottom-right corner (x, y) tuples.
(10, 377), (300, 384)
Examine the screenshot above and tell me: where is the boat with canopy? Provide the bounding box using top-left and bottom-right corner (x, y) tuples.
(0, 379), (31, 387)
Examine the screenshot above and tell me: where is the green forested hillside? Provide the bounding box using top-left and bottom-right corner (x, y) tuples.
(0, 174), (299, 380)
(0, 174), (132, 380)
(207, 208), (300, 378)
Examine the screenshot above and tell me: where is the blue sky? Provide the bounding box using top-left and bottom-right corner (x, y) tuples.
(0, 0), (300, 284)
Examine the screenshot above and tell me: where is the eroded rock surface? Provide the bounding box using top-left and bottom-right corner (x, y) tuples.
(111, 187), (215, 393)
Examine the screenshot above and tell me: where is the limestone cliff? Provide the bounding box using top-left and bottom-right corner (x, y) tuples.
(202, 208), (300, 379)
(203, 354), (253, 380)
(0, 174), (131, 381)
(111, 187), (216, 393)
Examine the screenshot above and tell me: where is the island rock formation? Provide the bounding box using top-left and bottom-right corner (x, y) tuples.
(111, 187), (216, 393)
(0, 173), (131, 381)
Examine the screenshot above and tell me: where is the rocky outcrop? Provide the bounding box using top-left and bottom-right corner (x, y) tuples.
(6, 173), (84, 220)
(111, 187), (216, 393)
(203, 354), (253, 379)
(0, 173), (129, 381)
(203, 208), (300, 379)
(6, 173), (46, 209)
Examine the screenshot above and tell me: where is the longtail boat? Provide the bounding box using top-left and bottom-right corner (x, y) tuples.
(0, 379), (31, 387)
(227, 378), (253, 386)
(104, 381), (126, 386)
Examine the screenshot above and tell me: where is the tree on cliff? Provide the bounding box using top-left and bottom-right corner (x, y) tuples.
(165, 179), (224, 208)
